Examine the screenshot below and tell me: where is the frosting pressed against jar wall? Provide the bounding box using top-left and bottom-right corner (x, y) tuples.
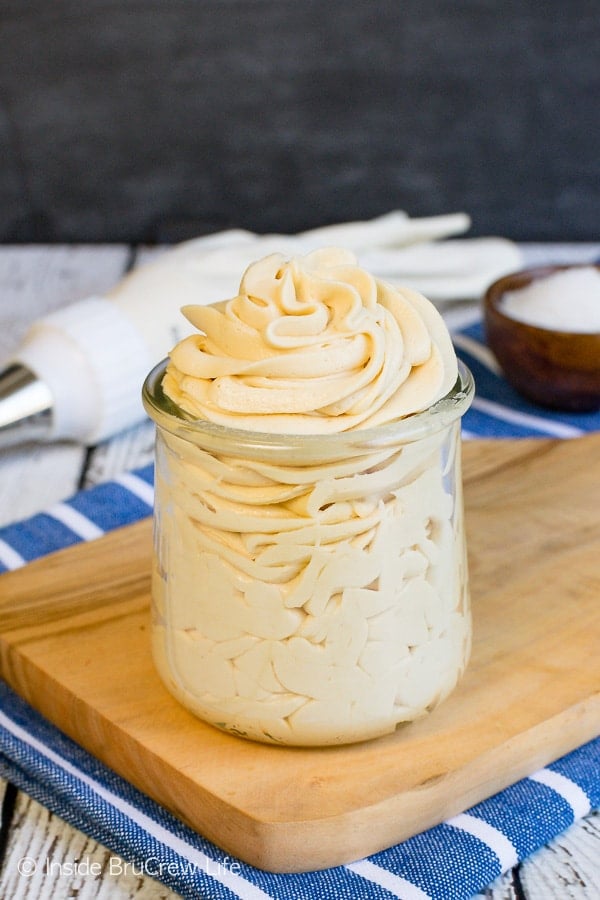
(143, 360), (474, 746)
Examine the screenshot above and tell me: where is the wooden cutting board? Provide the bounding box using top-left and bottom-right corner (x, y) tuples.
(1, 435), (599, 873)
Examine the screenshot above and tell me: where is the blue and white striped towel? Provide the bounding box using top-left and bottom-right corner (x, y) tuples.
(1, 319), (599, 899)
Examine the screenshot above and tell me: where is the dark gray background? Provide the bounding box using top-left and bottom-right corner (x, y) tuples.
(1, 0), (598, 243)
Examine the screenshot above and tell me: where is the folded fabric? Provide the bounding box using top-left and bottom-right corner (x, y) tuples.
(453, 319), (600, 439)
(0, 316), (599, 900)
(148, 211), (523, 303)
(0, 683), (597, 900)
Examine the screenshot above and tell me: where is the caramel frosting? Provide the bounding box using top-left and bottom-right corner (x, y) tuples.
(162, 248), (458, 433)
(151, 247), (470, 745)
(151, 423), (470, 745)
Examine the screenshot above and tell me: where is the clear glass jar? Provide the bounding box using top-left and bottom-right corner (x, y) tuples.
(142, 360), (474, 746)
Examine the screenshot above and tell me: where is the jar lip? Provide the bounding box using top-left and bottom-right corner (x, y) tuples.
(142, 359), (474, 453)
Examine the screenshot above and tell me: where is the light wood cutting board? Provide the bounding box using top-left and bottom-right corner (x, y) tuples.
(1, 435), (599, 873)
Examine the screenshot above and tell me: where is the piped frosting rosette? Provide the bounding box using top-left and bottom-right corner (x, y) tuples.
(162, 248), (458, 434)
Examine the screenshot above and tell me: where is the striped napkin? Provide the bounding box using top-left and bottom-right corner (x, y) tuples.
(1, 319), (599, 900)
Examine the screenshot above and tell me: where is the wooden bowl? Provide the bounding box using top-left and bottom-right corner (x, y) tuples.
(484, 265), (600, 412)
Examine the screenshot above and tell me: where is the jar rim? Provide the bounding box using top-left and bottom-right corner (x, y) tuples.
(142, 359), (474, 457)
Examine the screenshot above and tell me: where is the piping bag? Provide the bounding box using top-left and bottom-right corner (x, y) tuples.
(0, 212), (521, 447)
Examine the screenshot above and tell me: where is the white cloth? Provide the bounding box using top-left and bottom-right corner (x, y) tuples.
(149, 210), (523, 304)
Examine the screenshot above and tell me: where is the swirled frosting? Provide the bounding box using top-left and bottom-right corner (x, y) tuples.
(162, 248), (458, 433)
(152, 247), (470, 745)
(151, 424), (471, 745)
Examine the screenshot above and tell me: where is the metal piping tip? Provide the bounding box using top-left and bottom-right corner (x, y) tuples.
(0, 363), (54, 447)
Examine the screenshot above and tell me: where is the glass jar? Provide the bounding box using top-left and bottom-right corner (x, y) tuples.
(142, 360), (474, 746)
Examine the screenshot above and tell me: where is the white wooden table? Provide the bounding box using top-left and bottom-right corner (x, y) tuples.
(0, 243), (598, 900)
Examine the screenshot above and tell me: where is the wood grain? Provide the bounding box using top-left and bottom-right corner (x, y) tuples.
(3, 242), (598, 896)
(0, 245), (130, 527)
(0, 244), (180, 899)
(1, 434), (599, 872)
(484, 266), (600, 411)
(0, 788), (177, 900)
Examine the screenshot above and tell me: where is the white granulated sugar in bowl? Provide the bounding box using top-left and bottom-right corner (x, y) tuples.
(501, 266), (600, 333)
